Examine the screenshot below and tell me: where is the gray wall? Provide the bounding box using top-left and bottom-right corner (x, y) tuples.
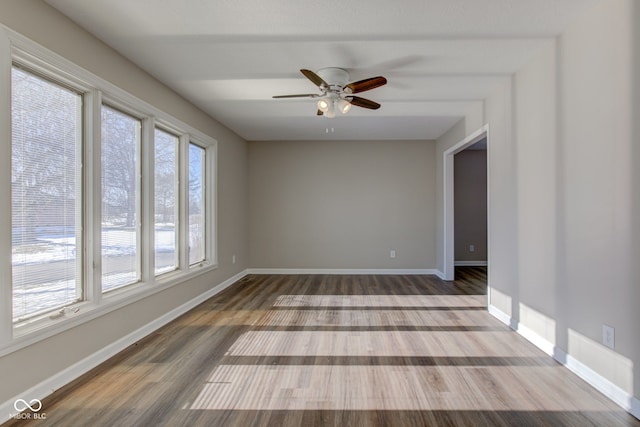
(248, 140), (436, 269)
(454, 149), (487, 262)
(486, 0), (639, 405)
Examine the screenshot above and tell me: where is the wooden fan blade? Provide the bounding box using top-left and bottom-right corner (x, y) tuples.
(301, 69), (329, 88)
(272, 94), (319, 98)
(349, 96), (381, 110)
(345, 76), (387, 94)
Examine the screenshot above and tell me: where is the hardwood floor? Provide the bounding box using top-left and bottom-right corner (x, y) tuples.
(5, 268), (639, 426)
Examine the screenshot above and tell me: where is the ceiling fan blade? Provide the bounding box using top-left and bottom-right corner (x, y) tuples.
(345, 76), (387, 94)
(301, 69), (329, 88)
(272, 94), (319, 99)
(348, 96), (381, 110)
(317, 109), (324, 116)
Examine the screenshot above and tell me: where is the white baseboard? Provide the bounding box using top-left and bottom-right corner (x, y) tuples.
(632, 397), (640, 421)
(247, 268), (440, 275)
(0, 269), (249, 424)
(454, 260), (488, 267)
(514, 321), (556, 357)
(488, 304), (640, 421)
(561, 351), (638, 418)
(434, 270), (447, 280)
(487, 304), (512, 326)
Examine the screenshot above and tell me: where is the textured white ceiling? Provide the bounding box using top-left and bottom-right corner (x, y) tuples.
(45, 0), (596, 141)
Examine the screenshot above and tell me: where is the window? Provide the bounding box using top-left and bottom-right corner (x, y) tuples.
(101, 105), (141, 292)
(2, 30), (217, 350)
(188, 143), (206, 265)
(11, 66), (83, 322)
(154, 128), (178, 275)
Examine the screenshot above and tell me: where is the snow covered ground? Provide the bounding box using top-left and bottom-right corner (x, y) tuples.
(12, 227), (176, 321)
(12, 227), (176, 265)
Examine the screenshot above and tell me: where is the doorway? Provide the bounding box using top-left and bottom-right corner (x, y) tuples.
(442, 125), (489, 281)
(454, 140), (487, 268)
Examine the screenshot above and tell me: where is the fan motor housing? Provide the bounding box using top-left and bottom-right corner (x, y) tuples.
(316, 67), (349, 88)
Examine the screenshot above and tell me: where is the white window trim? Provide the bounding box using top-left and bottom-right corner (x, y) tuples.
(0, 27), (13, 345)
(99, 100), (144, 293)
(0, 26), (218, 357)
(153, 124), (181, 277)
(186, 140), (211, 267)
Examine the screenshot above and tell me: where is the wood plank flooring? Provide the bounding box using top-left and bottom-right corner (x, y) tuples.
(4, 268), (639, 426)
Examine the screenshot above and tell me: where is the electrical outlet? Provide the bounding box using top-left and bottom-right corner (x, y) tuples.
(390, 250), (396, 259)
(602, 324), (615, 349)
(469, 244), (475, 252)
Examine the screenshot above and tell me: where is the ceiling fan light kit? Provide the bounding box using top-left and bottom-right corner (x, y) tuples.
(317, 93), (352, 117)
(273, 67), (386, 118)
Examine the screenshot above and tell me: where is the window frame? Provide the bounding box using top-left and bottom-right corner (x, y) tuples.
(0, 26), (218, 356)
(187, 141), (207, 266)
(100, 101), (144, 293)
(153, 125), (180, 277)
(9, 64), (86, 323)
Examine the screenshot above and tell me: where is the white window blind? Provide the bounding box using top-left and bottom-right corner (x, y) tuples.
(11, 66), (83, 322)
(101, 105), (141, 292)
(154, 128), (178, 275)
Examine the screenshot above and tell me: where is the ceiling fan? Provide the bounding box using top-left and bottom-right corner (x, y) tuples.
(273, 68), (387, 118)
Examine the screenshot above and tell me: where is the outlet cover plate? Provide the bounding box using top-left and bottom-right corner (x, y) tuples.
(602, 324), (615, 349)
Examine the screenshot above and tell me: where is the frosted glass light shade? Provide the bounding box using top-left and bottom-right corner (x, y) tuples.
(338, 99), (352, 114)
(317, 98), (330, 112)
